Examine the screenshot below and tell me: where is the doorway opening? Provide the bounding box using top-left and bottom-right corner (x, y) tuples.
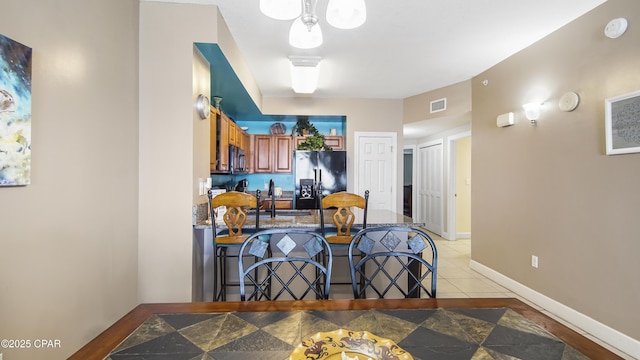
(403, 146), (417, 217)
(448, 133), (471, 239)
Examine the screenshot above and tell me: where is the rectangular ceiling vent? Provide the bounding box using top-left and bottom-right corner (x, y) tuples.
(430, 98), (447, 113)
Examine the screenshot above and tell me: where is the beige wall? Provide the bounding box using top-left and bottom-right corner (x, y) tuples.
(404, 80), (472, 123)
(138, 2), (222, 303)
(193, 47), (211, 204)
(472, 0), (640, 340)
(0, 0), (139, 358)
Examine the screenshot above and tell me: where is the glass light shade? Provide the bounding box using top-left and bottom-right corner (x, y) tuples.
(522, 103), (542, 121)
(260, 0), (302, 20)
(326, 0), (366, 29)
(290, 62), (320, 94)
(289, 17), (323, 49)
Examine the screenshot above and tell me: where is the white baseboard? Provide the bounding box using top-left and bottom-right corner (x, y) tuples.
(470, 260), (640, 359)
(456, 232), (471, 239)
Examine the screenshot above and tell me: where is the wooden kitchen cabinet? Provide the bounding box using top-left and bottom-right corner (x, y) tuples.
(324, 136), (344, 150)
(247, 134), (255, 173)
(218, 112), (230, 171)
(253, 135), (293, 173)
(254, 135), (272, 173)
(274, 135), (293, 173)
(294, 135), (344, 150)
(209, 106), (218, 172)
(241, 132), (251, 172)
(228, 120), (239, 147)
(211, 108), (253, 173)
(261, 199), (293, 210)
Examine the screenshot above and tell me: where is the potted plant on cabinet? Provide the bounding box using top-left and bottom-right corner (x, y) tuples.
(291, 117), (332, 151)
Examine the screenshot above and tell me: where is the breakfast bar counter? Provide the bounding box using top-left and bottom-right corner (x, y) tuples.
(193, 208), (422, 231)
(192, 209), (424, 302)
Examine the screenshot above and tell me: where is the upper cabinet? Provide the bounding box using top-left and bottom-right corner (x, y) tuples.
(254, 135), (293, 173)
(211, 112), (344, 174)
(324, 136), (344, 150)
(294, 135), (344, 150)
(210, 108), (250, 173)
(274, 135), (293, 173)
(229, 120), (244, 148)
(218, 111), (230, 172)
(209, 107), (218, 172)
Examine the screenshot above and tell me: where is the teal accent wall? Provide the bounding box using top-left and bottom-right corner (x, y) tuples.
(236, 116), (345, 136)
(211, 173), (294, 191)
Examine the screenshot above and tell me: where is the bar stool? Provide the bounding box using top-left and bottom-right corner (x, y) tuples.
(319, 190), (369, 291)
(208, 189), (260, 301)
(348, 226), (438, 299)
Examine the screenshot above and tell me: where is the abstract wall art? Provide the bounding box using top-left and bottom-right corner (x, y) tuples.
(0, 34), (32, 186)
(605, 90), (640, 155)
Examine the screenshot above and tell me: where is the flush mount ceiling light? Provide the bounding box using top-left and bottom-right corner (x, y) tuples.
(261, 0), (366, 49)
(289, 55), (321, 94)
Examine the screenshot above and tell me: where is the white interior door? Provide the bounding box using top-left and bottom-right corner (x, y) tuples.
(355, 132), (397, 211)
(418, 141), (443, 235)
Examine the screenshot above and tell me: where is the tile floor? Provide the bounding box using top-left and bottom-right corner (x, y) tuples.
(427, 233), (635, 360)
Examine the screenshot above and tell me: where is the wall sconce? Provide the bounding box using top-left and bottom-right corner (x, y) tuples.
(289, 55), (321, 94)
(522, 103), (543, 125)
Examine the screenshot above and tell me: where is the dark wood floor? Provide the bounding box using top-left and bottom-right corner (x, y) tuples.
(69, 298), (623, 360)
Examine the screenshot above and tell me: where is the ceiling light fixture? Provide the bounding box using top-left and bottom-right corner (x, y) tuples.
(289, 2), (323, 50)
(289, 55), (321, 94)
(261, 0), (366, 49)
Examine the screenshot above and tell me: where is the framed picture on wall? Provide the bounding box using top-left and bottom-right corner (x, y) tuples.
(605, 90), (640, 155)
(0, 34), (32, 186)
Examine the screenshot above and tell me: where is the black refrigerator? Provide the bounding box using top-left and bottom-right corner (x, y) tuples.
(294, 150), (347, 209)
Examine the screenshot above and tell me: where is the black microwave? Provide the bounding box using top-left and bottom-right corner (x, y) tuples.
(229, 145), (246, 174)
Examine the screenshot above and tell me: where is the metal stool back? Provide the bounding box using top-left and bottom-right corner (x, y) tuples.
(348, 226), (437, 299)
(238, 228), (332, 301)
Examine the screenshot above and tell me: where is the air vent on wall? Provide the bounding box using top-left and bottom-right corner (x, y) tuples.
(430, 98), (446, 113)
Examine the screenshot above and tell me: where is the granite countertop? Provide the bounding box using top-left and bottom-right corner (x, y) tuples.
(194, 208), (422, 230)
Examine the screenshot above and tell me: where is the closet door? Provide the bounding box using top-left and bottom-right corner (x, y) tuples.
(418, 141), (443, 235)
